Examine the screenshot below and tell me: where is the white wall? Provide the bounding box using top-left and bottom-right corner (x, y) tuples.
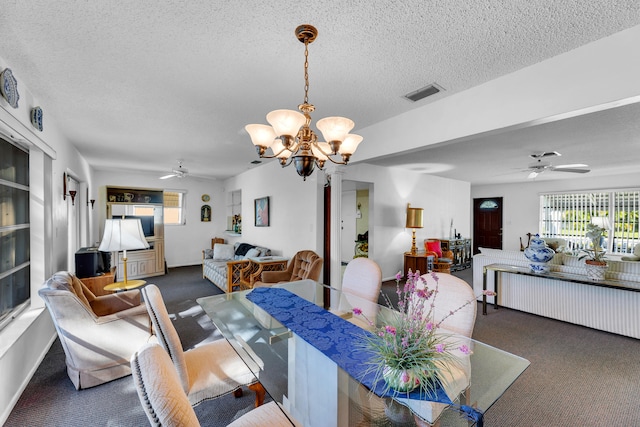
(337, 164), (471, 280)
(223, 161), (324, 257)
(93, 170), (225, 267)
(0, 55), (94, 424)
(471, 172), (640, 251)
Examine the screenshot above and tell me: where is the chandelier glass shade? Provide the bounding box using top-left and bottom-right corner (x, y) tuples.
(246, 25), (362, 180)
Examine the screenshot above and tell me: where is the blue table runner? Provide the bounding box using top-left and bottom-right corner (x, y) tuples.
(246, 287), (482, 425)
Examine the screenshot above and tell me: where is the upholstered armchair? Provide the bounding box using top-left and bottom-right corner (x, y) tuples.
(254, 250), (323, 287)
(38, 271), (152, 389)
(424, 239), (454, 274)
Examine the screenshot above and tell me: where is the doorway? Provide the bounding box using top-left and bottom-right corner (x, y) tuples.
(473, 197), (503, 254)
(341, 180), (373, 264)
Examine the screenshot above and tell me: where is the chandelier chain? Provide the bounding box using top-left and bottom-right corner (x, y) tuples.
(303, 39), (310, 105)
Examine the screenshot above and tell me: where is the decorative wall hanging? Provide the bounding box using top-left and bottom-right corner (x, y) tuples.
(201, 205), (211, 222)
(254, 196), (270, 227)
(0, 68), (20, 109)
(30, 106), (43, 131)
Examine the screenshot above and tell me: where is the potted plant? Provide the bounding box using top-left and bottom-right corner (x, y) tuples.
(579, 222), (608, 280)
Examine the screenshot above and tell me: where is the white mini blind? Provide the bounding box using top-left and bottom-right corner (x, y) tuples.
(540, 190), (639, 254)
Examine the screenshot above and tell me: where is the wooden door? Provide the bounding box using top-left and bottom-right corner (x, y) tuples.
(473, 197), (503, 254)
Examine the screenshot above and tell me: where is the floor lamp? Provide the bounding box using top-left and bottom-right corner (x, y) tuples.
(99, 218), (150, 289)
(406, 203), (424, 255)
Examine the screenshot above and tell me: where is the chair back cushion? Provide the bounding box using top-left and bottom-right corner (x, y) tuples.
(290, 250), (323, 281)
(342, 258), (382, 303)
(425, 240), (443, 258)
(131, 343), (200, 427)
(45, 271), (93, 311)
(142, 285), (190, 393)
(426, 273), (477, 337)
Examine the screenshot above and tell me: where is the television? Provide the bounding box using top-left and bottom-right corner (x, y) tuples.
(119, 215), (155, 237)
(75, 247), (111, 278)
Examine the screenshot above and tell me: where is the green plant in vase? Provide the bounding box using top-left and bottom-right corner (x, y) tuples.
(579, 222), (607, 266)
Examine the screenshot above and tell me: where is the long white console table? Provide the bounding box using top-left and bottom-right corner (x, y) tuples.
(482, 263), (640, 339)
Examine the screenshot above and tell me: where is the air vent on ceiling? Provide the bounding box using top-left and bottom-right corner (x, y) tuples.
(403, 83), (444, 102)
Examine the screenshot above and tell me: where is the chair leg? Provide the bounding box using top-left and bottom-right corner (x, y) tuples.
(248, 382), (266, 407)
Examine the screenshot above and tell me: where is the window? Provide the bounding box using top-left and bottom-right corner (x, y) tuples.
(0, 137), (30, 330)
(540, 190), (639, 254)
(164, 191), (186, 225)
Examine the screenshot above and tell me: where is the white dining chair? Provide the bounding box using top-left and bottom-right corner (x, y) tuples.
(400, 272), (476, 426)
(342, 258), (382, 302)
(131, 342), (297, 427)
(141, 284), (264, 407)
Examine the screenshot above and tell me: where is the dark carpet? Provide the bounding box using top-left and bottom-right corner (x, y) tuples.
(5, 266), (640, 426)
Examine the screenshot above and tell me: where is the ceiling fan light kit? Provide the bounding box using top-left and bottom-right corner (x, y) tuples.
(246, 24), (362, 181)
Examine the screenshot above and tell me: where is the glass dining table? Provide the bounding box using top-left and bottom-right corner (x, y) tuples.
(197, 280), (529, 426)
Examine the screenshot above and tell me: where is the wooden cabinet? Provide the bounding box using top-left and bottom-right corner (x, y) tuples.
(440, 238), (472, 271)
(105, 186), (165, 280)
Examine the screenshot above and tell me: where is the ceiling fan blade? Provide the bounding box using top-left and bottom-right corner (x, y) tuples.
(530, 151), (561, 159)
(159, 173), (176, 180)
(552, 167), (591, 174)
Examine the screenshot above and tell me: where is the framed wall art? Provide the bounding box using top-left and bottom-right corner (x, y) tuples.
(254, 196), (270, 227)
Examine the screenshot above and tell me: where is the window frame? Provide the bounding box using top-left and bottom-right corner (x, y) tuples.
(0, 137), (31, 331)
(539, 189), (640, 255)
(163, 190), (187, 226)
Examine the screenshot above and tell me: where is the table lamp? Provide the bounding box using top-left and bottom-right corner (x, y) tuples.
(406, 203), (424, 255)
(98, 218), (150, 289)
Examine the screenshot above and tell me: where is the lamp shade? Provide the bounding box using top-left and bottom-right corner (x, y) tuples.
(245, 124), (276, 148)
(338, 134), (363, 155)
(98, 219), (150, 252)
(266, 109), (306, 137)
(316, 116), (355, 142)
(406, 206), (424, 229)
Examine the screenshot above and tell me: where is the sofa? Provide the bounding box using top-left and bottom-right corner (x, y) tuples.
(473, 248), (640, 339)
(38, 271), (153, 389)
(203, 242), (271, 293)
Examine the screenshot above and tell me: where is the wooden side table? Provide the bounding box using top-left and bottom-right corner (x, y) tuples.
(240, 257), (288, 290)
(80, 268), (116, 296)
(403, 252), (435, 277)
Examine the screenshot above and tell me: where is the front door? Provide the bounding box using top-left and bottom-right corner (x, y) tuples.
(473, 197), (503, 254)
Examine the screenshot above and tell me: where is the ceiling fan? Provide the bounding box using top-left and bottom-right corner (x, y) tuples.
(159, 161), (189, 180)
(526, 152), (590, 179)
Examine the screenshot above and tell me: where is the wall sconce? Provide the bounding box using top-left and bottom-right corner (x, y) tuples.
(86, 188), (95, 209)
(63, 172), (77, 205)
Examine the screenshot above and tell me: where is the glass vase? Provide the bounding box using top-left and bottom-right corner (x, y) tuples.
(382, 365), (420, 393)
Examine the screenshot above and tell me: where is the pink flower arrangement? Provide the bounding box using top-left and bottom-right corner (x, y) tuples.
(354, 269), (493, 395)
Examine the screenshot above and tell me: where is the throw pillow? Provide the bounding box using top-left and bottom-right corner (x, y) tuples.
(245, 248), (261, 259)
(425, 240), (442, 258)
(213, 244), (235, 261)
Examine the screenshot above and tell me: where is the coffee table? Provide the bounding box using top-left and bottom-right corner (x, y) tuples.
(198, 281), (529, 426)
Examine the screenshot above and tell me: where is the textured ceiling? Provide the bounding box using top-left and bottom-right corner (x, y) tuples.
(1, 1), (639, 183)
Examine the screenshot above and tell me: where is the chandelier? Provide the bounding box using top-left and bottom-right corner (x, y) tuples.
(246, 25), (362, 180)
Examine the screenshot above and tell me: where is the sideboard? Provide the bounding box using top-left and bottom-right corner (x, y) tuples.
(474, 248), (640, 339)
(440, 238), (472, 271)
